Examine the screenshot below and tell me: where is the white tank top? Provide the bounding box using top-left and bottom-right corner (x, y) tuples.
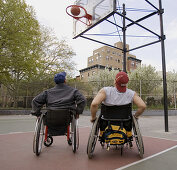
(102, 87), (135, 106)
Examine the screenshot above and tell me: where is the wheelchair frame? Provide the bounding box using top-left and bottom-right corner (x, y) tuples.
(33, 110), (79, 156)
(87, 113), (144, 159)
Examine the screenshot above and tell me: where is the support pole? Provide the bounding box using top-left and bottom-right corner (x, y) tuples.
(122, 4), (126, 72)
(159, 0), (168, 132)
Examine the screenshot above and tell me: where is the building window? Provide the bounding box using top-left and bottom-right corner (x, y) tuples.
(96, 56), (98, 60)
(107, 49), (110, 53)
(112, 51), (115, 54)
(131, 61), (135, 67)
(91, 58), (94, 62)
(106, 56), (109, 60)
(115, 59), (120, 63)
(88, 73), (90, 77)
(110, 56), (113, 60)
(117, 53), (122, 56)
(92, 71), (95, 75)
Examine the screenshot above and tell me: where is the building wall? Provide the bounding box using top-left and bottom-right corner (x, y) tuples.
(87, 42), (138, 70)
(80, 66), (105, 82)
(80, 42), (141, 82)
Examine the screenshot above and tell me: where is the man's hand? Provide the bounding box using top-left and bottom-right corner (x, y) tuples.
(31, 111), (41, 117)
(133, 114), (139, 119)
(90, 117), (97, 123)
(75, 113), (79, 119)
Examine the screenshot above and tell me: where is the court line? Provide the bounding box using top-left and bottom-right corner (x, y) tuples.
(142, 134), (177, 141)
(116, 144), (177, 170)
(0, 126), (90, 135)
(0, 131), (34, 135)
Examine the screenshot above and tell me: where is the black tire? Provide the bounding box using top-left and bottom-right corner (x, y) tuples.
(72, 124), (76, 153)
(67, 138), (72, 145)
(33, 117), (40, 154)
(71, 117), (79, 153)
(44, 136), (53, 147)
(132, 116), (144, 158)
(35, 114), (45, 156)
(87, 114), (100, 159)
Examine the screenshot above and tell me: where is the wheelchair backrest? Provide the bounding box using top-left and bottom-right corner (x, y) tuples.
(45, 109), (73, 127)
(101, 103), (132, 120)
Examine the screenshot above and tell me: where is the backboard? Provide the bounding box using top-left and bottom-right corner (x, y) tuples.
(73, 0), (115, 38)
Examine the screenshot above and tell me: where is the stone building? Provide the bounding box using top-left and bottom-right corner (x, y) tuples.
(79, 42), (141, 82)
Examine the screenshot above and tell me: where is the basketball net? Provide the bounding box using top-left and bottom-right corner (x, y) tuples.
(66, 5), (92, 26)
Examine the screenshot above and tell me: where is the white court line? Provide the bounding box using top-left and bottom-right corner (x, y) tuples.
(0, 131), (34, 135)
(0, 126), (90, 135)
(142, 134), (177, 141)
(115, 144), (177, 170)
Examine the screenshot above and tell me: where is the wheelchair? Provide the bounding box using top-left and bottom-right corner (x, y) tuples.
(33, 109), (79, 156)
(87, 103), (144, 159)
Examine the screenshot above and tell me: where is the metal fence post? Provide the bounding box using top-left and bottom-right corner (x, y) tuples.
(139, 79), (142, 98)
(174, 81), (176, 110)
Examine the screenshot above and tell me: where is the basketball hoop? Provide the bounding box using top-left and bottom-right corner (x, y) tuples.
(66, 5), (92, 26)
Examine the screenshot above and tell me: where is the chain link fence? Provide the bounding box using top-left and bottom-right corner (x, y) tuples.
(0, 80), (177, 110)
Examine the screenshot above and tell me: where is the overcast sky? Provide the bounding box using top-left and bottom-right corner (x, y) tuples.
(25, 0), (177, 76)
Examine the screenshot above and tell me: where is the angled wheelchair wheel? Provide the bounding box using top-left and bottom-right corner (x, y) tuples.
(87, 114), (101, 159)
(33, 114), (45, 156)
(33, 117), (39, 154)
(132, 116), (144, 158)
(71, 116), (79, 153)
(44, 136), (53, 147)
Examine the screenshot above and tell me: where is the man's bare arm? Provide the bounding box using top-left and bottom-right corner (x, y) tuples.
(90, 88), (106, 122)
(133, 92), (146, 118)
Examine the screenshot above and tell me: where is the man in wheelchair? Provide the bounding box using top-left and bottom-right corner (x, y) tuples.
(90, 71), (146, 149)
(31, 71), (86, 117)
(31, 72), (86, 155)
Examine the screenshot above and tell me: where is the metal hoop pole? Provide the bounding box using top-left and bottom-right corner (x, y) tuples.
(122, 4), (126, 72)
(159, 0), (168, 132)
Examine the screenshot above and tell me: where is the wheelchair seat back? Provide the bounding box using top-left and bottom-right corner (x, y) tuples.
(45, 109), (72, 127)
(45, 109), (75, 136)
(101, 103), (132, 120)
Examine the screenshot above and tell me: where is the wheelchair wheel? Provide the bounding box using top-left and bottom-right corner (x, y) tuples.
(33, 117), (39, 154)
(44, 136), (53, 147)
(132, 116), (144, 158)
(33, 114), (45, 156)
(87, 114), (100, 159)
(71, 117), (79, 153)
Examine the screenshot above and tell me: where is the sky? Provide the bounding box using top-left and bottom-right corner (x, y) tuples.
(25, 0), (177, 76)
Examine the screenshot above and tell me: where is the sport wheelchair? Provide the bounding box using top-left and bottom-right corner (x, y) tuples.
(87, 103), (144, 159)
(33, 109), (79, 156)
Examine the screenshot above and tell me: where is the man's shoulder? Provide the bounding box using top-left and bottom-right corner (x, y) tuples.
(126, 88), (135, 95)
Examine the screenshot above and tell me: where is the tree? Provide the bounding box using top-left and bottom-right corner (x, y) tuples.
(33, 26), (76, 80)
(0, 0), (77, 107)
(166, 71), (177, 94)
(0, 0), (42, 107)
(88, 69), (119, 94)
(26, 26), (76, 97)
(128, 65), (162, 99)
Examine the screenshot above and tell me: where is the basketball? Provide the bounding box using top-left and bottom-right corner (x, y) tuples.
(70, 6), (80, 16)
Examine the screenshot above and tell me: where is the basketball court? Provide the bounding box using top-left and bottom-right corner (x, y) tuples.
(0, 115), (177, 170)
